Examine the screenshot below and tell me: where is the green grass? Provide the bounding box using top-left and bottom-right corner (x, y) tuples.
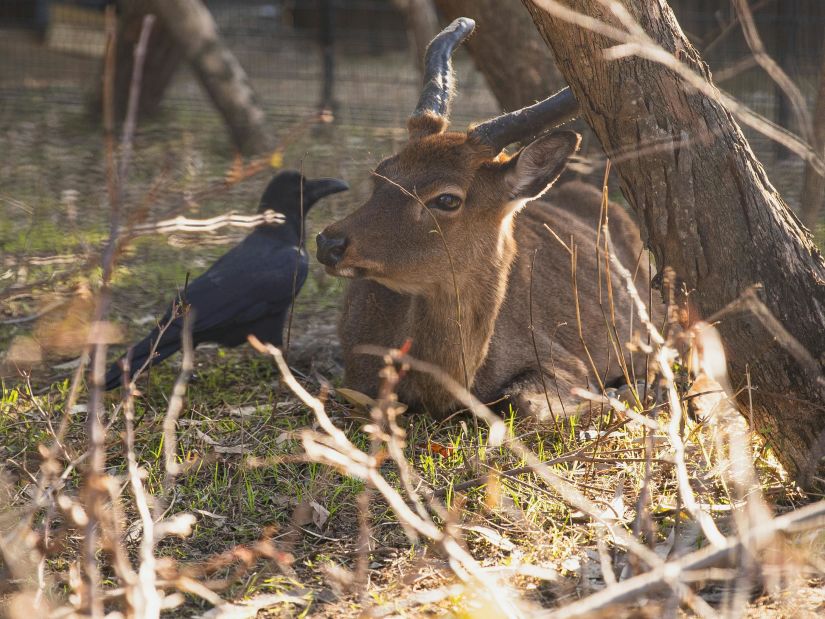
(0, 356), (811, 617)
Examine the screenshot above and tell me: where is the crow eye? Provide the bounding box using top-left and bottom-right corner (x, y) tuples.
(427, 193), (463, 211)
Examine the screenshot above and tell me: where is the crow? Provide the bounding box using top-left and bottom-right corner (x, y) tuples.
(105, 170), (348, 390)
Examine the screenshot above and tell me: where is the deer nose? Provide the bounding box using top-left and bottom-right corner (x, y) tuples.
(316, 233), (348, 267)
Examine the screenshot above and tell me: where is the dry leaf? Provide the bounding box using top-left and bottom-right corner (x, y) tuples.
(193, 428), (246, 455)
(229, 405), (258, 418)
(196, 592), (308, 619)
(155, 513), (197, 540)
(310, 500), (330, 529)
(335, 387), (378, 409)
(462, 525), (516, 552)
(426, 441), (454, 458)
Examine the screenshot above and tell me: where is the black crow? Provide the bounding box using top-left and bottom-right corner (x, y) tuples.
(105, 170), (348, 390)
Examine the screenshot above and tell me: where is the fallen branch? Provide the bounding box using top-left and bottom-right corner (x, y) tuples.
(541, 499), (825, 619)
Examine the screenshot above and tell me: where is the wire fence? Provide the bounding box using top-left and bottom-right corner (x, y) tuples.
(0, 0), (824, 213)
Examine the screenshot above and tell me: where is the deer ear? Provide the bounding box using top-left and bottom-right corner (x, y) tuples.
(505, 131), (581, 202)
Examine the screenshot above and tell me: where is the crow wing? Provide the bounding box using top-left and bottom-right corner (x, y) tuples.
(181, 231), (309, 336)
(104, 231), (306, 390)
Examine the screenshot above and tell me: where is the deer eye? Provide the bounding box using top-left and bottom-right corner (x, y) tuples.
(427, 193), (463, 211)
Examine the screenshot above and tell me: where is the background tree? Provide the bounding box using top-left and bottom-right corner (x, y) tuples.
(434, 0), (564, 111)
(150, 0), (272, 156)
(522, 0), (825, 490)
(90, 0), (182, 121)
(90, 0), (271, 155)
(801, 49), (825, 231)
(390, 0), (439, 77)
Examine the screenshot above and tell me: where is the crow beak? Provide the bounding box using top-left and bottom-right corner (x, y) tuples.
(305, 178), (349, 205)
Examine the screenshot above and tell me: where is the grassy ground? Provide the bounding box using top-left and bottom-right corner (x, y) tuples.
(3, 342), (822, 617)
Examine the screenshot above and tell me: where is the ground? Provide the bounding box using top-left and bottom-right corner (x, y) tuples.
(2, 26), (825, 619)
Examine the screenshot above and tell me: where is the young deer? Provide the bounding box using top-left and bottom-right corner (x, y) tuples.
(317, 18), (654, 419)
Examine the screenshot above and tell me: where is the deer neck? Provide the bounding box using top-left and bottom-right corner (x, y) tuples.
(399, 219), (517, 408)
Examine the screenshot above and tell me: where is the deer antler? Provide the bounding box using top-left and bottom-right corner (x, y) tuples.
(469, 87), (580, 153)
(408, 17), (476, 137)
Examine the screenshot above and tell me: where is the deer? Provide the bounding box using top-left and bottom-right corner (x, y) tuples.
(316, 18), (656, 420)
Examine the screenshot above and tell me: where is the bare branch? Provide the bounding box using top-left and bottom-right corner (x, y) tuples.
(530, 0), (825, 173)
(163, 311), (195, 493)
(540, 499), (825, 619)
(731, 0), (812, 142)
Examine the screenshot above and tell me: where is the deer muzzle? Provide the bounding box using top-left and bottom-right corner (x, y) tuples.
(316, 232), (348, 269)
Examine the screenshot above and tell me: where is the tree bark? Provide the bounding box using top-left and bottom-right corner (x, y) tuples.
(149, 0), (272, 156)
(434, 0), (565, 111)
(801, 48), (825, 231)
(317, 0), (336, 116)
(89, 0), (183, 121)
(523, 0), (825, 490)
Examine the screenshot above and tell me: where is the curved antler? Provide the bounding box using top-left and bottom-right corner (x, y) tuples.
(469, 87), (580, 153)
(408, 17), (475, 137)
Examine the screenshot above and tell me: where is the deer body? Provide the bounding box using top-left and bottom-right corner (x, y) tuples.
(472, 181), (648, 414)
(317, 18), (654, 419)
(335, 177), (649, 418)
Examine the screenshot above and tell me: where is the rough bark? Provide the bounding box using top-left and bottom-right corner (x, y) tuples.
(317, 0), (336, 115)
(801, 49), (825, 231)
(149, 0), (272, 156)
(773, 0), (797, 159)
(523, 0), (825, 490)
(89, 0), (182, 121)
(434, 0), (565, 111)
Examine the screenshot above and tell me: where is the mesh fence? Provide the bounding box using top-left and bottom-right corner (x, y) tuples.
(0, 0), (823, 212)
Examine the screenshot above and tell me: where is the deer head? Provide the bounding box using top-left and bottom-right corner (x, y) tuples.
(316, 18), (581, 297)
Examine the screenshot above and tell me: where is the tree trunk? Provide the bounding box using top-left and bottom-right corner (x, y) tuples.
(318, 0), (336, 116)
(434, 0), (565, 111)
(773, 0), (797, 159)
(391, 0), (440, 77)
(523, 0), (825, 490)
(89, 0), (182, 121)
(149, 0), (272, 156)
(801, 48), (825, 231)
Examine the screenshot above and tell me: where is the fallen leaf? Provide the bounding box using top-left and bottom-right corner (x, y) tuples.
(595, 473), (626, 523)
(426, 441), (454, 458)
(335, 387), (377, 409)
(310, 500), (330, 529)
(155, 513), (197, 540)
(229, 405), (258, 417)
(335, 387), (408, 415)
(193, 509), (227, 523)
(462, 525), (516, 552)
(193, 428), (246, 455)
(561, 556), (581, 574)
(196, 592), (308, 619)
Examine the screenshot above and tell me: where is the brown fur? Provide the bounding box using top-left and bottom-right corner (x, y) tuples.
(320, 130), (653, 419)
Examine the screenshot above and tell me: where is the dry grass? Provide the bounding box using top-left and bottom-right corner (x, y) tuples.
(3, 295), (824, 617)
